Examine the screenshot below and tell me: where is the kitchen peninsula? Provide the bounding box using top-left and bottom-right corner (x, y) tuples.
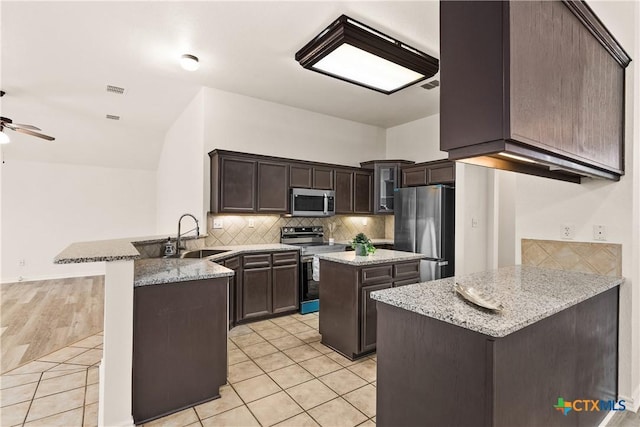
(371, 266), (623, 427)
(54, 236), (298, 425)
(317, 249), (426, 359)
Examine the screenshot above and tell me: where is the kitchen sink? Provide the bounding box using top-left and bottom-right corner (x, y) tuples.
(179, 249), (228, 259)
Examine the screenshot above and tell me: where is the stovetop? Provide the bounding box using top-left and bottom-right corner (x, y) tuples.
(280, 226), (347, 257)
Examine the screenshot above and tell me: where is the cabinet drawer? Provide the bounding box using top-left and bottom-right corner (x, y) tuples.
(224, 256), (240, 270)
(394, 261), (420, 280)
(243, 254), (271, 268)
(361, 265), (393, 284)
(272, 251), (299, 266)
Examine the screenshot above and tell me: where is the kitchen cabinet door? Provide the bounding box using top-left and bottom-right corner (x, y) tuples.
(257, 161), (289, 213)
(219, 156), (257, 212)
(313, 167), (334, 190)
(335, 170), (354, 213)
(427, 162), (456, 184)
(360, 282), (392, 353)
(241, 267), (272, 320)
(354, 171), (372, 213)
(290, 164), (313, 188)
(272, 264), (299, 314)
(402, 165), (428, 187)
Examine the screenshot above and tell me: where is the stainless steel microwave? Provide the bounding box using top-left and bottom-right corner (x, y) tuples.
(291, 188), (335, 217)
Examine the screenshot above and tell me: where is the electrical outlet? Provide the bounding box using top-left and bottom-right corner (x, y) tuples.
(18, 259), (25, 267)
(561, 224), (575, 240)
(212, 218), (223, 229)
(248, 218), (255, 228)
(471, 218), (479, 228)
(593, 225), (607, 241)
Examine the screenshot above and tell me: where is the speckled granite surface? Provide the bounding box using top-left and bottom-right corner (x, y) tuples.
(134, 258), (233, 287)
(335, 238), (394, 246)
(54, 237), (297, 264)
(205, 244), (300, 262)
(316, 249), (425, 266)
(371, 265), (623, 338)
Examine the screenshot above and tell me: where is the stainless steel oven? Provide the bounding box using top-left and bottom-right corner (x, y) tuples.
(281, 226), (346, 314)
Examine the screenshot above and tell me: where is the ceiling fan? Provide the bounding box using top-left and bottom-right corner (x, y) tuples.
(0, 91), (55, 142)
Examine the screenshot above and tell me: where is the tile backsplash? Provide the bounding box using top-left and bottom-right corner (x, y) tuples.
(205, 214), (386, 246)
(521, 239), (621, 277)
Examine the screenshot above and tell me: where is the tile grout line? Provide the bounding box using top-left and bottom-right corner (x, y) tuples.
(20, 371), (43, 426)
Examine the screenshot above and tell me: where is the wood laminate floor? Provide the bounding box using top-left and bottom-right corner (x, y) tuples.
(0, 276), (104, 374)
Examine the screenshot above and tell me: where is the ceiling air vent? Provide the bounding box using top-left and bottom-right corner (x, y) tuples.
(106, 114), (120, 121)
(106, 85), (125, 95)
(421, 80), (440, 90)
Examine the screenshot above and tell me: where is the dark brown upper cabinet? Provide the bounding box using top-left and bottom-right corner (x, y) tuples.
(401, 160), (456, 187)
(257, 161), (289, 213)
(361, 160), (414, 214)
(289, 163), (334, 190)
(335, 169), (355, 213)
(440, 0), (631, 183)
(354, 171), (373, 214)
(210, 150), (288, 214)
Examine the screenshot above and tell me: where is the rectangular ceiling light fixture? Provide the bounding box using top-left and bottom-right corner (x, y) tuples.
(295, 15), (439, 94)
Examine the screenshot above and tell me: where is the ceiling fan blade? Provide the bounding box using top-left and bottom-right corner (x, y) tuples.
(14, 127), (55, 141)
(12, 123), (42, 131)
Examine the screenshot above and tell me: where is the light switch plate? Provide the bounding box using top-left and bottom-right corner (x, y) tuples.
(213, 219), (223, 229)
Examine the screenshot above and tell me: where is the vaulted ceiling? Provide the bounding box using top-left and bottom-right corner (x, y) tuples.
(1, 1), (440, 170)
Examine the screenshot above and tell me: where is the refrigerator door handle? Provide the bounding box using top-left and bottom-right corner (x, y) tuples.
(438, 261), (449, 266)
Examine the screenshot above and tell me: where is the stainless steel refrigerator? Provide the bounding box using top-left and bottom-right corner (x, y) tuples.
(394, 185), (455, 281)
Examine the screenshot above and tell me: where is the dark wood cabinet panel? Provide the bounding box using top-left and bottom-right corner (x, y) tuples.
(335, 169), (354, 213)
(219, 156), (257, 212)
(241, 267), (272, 320)
(354, 171), (372, 213)
(290, 164), (313, 188)
(361, 283), (392, 354)
(313, 167), (334, 190)
(402, 160), (456, 187)
(132, 278), (227, 424)
(257, 161), (288, 213)
(440, 1), (629, 182)
(402, 166), (428, 187)
(224, 256), (241, 329)
(272, 264), (299, 314)
(272, 251), (299, 266)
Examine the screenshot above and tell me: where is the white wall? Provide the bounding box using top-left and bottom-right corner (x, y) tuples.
(515, 0), (639, 409)
(1, 160), (156, 282)
(156, 89), (205, 235)
(385, 114), (446, 162)
(202, 87), (386, 166)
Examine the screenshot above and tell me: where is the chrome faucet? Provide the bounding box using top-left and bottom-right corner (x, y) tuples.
(176, 213), (200, 256)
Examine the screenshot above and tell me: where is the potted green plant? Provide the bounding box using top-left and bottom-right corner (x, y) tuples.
(351, 232), (376, 256)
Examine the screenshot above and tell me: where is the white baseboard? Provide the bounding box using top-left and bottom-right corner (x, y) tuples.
(620, 383), (640, 413)
(1, 271), (104, 284)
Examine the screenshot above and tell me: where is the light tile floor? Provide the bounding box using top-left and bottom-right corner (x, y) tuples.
(4, 311), (636, 427)
(0, 312), (378, 427)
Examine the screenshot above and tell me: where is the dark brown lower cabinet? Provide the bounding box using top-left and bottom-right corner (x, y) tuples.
(242, 267), (272, 320)
(376, 287), (619, 427)
(319, 259), (420, 359)
(223, 256), (240, 329)
(132, 278), (228, 424)
(235, 251), (299, 324)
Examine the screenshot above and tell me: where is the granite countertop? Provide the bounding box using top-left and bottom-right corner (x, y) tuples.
(336, 238), (394, 246)
(134, 258), (234, 287)
(316, 249), (425, 266)
(204, 244), (300, 262)
(370, 265), (623, 338)
(55, 236), (298, 265)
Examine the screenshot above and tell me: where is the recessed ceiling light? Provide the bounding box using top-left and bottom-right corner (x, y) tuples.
(295, 15), (439, 94)
(180, 54), (200, 71)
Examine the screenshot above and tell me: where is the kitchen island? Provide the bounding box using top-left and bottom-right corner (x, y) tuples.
(316, 249), (426, 360)
(371, 266), (623, 427)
